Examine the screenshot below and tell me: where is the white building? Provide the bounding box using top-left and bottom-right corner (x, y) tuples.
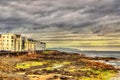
(0, 33), (46, 51)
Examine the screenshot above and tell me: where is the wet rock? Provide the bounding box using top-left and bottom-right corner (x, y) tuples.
(60, 76), (69, 80)
(47, 78), (55, 80)
(53, 75), (59, 79)
(33, 70), (42, 75)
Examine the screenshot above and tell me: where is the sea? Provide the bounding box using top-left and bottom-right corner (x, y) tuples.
(80, 51), (120, 59)
(48, 47), (120, 67)
(80, 51), (120, 68)
(48, 47), (120, 58)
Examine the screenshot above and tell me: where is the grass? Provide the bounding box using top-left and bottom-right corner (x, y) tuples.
(62, 61), (71, 65)
(14, 53), (117, 80)
(45, 67), (54, 70)
(80, 69), (116, 80)
(16, 61), (46, 69)
(14, 60), (117, 80)
(43, 50), (51, 54)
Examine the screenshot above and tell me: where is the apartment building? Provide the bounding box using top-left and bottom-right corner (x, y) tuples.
(0, 35), (2, 50)
(0, 33), (46, 51)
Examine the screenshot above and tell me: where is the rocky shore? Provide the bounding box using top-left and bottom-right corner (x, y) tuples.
(0, 50), (119, 80)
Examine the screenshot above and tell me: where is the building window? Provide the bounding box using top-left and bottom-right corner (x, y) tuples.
(11, 36), (14, 39)
(12, 40), (14, 42)
(7, 36), (9, 38)
(7, 40), (9, 42)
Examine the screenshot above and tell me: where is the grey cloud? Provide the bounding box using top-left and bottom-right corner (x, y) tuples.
(0, 0), (120, 39)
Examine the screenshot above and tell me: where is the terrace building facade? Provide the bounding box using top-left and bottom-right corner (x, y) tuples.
(0, 33), (46, 51)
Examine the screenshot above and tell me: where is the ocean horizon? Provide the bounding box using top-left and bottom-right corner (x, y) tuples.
(48, 47), (120, 59)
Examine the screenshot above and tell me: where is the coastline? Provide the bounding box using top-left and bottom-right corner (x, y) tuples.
(0, 50), (119, 80)
(110, 71), (120, 80)
(90, 59), (120, 80)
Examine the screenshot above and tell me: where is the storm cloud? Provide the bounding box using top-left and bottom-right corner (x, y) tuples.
(0, 0), (120, 46)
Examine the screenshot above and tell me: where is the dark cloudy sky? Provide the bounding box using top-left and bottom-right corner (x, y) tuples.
(0, 0), (120, 49)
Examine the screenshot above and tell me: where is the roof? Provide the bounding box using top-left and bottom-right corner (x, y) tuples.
(16, 34), (21, 38)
